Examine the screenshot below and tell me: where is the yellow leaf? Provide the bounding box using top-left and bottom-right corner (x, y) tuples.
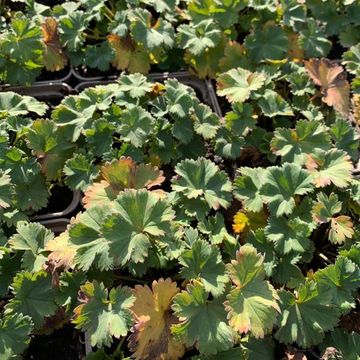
(46, 231), (76, 270)
(232, 211), (250, 234)
(129, 278), (185, 360)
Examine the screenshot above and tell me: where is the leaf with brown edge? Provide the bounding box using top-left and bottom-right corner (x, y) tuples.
(41, 17), (68, 72)
(83, 157), (165, 209)
(45, 231), (76, 271)
(129, 278), (184, 360)
(352, 94), (360, 126)
(329, 215), (354, 245)
(107, 34), (151, 74)
(304, 58), (350, 116)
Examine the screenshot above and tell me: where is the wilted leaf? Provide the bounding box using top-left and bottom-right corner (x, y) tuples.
(305, 58), (350, 116)
(225, 244), (280, 338)
(41, 17), (67, 71)
(129, 278), (184, 360)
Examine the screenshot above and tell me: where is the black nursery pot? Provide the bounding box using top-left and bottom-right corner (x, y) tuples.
(29, 187), (81, 221)
(74, 71), (222, 116)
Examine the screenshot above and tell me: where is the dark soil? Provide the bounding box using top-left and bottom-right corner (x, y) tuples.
(24, 324), (84, 360)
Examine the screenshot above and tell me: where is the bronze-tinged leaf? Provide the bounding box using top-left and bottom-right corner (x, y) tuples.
(304, 58), (350, 116)
(352, 94), (360, 126)
(41, 17), (68, 72)
(129, 278), (185, 360)
(287, 31), (304, 62)
(107, 34), (150, 74)
(82, 158), (165, 208)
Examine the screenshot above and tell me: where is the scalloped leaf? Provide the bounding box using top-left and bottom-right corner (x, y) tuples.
(225, 245), (280, 338)
(259, 163), (314, 217)
(172, 158), (232, 213)
(73, 281), (135, 347)
(5, 271), (58, 328)
(216, 68), (266, 103)
(0, 313), (33, 359)
(8, 222), (54, 272)
(275, 281), (340, 348)
(83, 158), (164, 209)
(305, 149), (353, 188)
(179, 239), (228, 297)
(129, 278), (184, 360)
(171, 281), (234, 355)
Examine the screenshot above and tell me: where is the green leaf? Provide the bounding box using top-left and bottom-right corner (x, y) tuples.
(320, 328), (360, 360)
(0, 313), (33, 359)
(0, 252), (22, 297)
(198, 213), (236, 245)
(8, 222), (54, 272)
(0, 92), (47, 119)
(259, 163), (314, 217)
(265, 217), (312, 255)
(84, 42), (115, 72)
(275, 280), (340, 348)
(216, 67), (266, 103)
(118, 106), (154, 148)
(177, 19), (221, 56)
(59, 10), (88, 51)
(162, 78), (195, 118)
(172, 158), (232, 212)
(5, 271), (58, 328)
(330, 119), (359, 161)
(298, 18), (332, 57)
(69, 206), (114, 271)
(73, 281), (135, 347)
(225, 244), (280, 338)
(245, 25), (289, 62)
(270, 120), (331, 164)
(172, 281), (234, 355)
(340, 243), (360, 267)
(129, 9), (174, 50)
(234, 167), (266, 212)
(117, 73), (152, 99)
(342, 43), (360, 76)
(0, 170), (14, 208)
(257, 90), (294, 117)
(26, 119), (74, 180)
(103, 189), (174, 266)
(63, 153), (99, 191)
(224, 103), (256, 135)
(179, 239), (228, 297)
(314, 257), (360, 313)
(306, 149), (353, 188)
(192, 103), (220, 139)
(214, 127), (245, 159)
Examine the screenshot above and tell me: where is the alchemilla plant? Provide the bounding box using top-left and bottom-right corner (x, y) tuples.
(0, 1), (360, 360)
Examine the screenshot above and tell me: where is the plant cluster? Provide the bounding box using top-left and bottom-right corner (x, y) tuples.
(1, 0), (360, 85)
(0, 65), (359, 358)
(0, 0), (360, 359)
